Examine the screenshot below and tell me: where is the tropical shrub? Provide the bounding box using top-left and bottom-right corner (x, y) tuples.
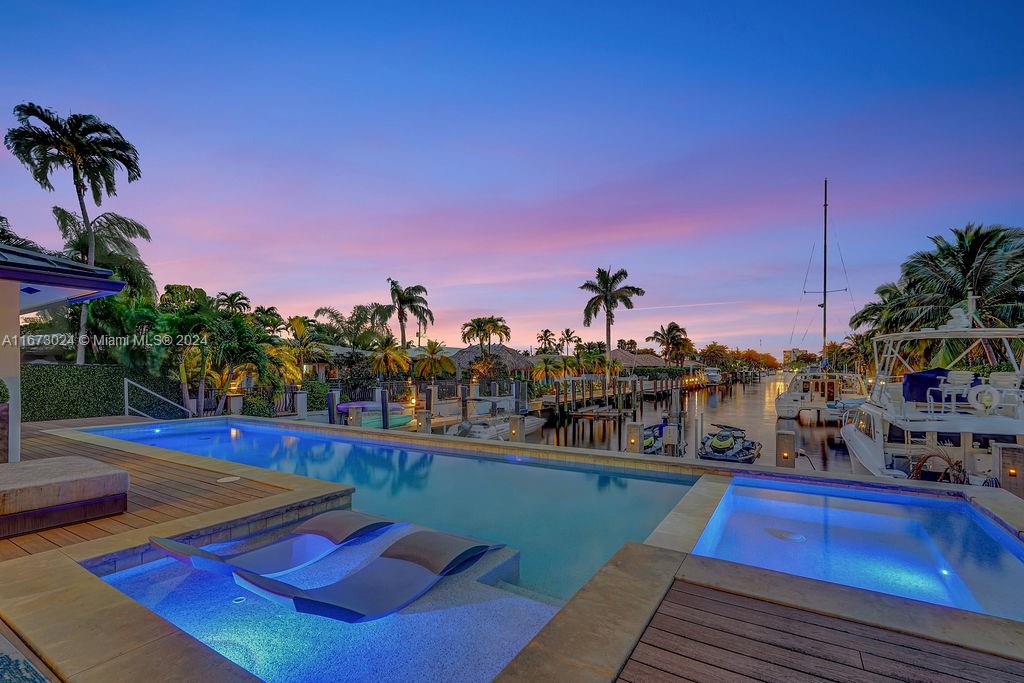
(303, 378), (329, 411)
(241, 392), (273, 417)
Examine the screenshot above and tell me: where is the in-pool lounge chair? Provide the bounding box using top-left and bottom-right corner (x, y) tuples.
(150, 510), (395, 577)
(234, 529), (504, 622)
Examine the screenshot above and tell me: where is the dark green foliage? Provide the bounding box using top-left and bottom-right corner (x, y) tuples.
(0, 378), (8, 403)
(20, 364), (181, 421)
(241, 392), (273, 417)
(303, 378), (328, 411)
(633, 366), (690, 379)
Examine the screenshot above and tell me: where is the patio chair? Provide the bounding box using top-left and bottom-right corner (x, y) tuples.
(150, 510), (396, 577)
(233, 529), (504, 622)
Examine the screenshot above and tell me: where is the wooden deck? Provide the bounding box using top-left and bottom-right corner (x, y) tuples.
(0, 416), (283, 560)
(620, 579), (1024, 683)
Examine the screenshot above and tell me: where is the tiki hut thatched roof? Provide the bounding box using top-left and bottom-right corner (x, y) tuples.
(610, 348), (668, 368)
(451, 343), (534, 373)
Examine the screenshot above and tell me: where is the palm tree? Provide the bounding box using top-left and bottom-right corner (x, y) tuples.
(0, 214), (43, 250)
(413, 340), (455, 381)
(461, 317), (490, 355)
(216, 291), (251, 314)
(52, 206), (155, 302)
(371, 333), (411, 377)
(581, 267), (645, 387)
(842, 332), (874, 375)
(646, 322), (685, 363)
(287, 316), (328, 371)
(536, 328), (557, 353)
(384, 278), (433, 348)
(531, 356), (564, 384)
(5, 103), (141, 364)
(253, 305), (286, 334)
(208, 313), (274, 414)
(559, 328), (581, 357)
(851, 224), (1024, 364)
(484, 316), (511, 352)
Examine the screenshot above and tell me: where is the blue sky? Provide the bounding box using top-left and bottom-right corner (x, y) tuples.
(2, 1), (1023, 354)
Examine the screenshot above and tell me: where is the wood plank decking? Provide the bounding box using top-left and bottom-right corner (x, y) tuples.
(0, 416), (283, 560)
(620, 579), (1024, 683)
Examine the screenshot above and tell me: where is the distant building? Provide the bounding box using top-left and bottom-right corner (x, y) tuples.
(782, 348), (812, 365)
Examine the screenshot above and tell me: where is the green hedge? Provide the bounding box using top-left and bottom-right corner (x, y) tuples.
(20, 364), (182, 422)
(632, 366), (692, 379)
(241, 393), (273, 417)
(303, 378), (328, 411)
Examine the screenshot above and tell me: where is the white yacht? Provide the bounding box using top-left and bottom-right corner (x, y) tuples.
(775, 369), (868, 420)
(841, 309), (1024, 486)
(704, 367), (723, 385)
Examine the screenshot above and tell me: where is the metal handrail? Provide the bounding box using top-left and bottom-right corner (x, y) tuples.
(124, 378), (190, 418)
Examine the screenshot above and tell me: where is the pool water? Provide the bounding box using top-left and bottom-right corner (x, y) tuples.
(92, 420), (692, 600)
(692, 477), (1024, 620)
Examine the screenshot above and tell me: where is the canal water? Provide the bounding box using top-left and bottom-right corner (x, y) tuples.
(531, 372), (851, 474)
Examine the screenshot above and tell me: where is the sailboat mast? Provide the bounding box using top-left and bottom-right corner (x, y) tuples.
(822, 177), (828, 367)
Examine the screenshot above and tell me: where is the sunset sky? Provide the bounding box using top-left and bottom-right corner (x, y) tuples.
(3, 2), (1023, 356)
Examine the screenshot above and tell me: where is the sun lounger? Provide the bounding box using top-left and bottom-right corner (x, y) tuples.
(150, 510), (395, 577)
(234, 529), (504, 622)
(0, 456), (128, 538)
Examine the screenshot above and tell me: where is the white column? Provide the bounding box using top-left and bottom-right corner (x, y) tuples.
(0, 281), (20, 463)
(294, 390), (308, 420)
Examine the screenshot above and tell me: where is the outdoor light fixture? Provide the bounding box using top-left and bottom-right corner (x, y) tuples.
(1010, 467), (1019, 478)
(782, 451), (790, 460)
(511, 428), (517, 437)
(629, 437), (636, 445)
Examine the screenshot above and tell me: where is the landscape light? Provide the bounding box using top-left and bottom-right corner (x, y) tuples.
(1009, 467), (1019, 477)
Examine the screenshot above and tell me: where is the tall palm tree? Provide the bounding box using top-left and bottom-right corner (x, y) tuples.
(384, 278), (433, 348)
(216, 291), (251, 314)
(5, 103), (141, 364)
(842, 332), (874, 375)
(700, 341), (729, 368)
(413, 340), (455, 381)
(581, 267), (645, 387)
(536, 328), (557, 353)
(559, 328), (581, 357)
(53, 206), (155, 302)
(371, 333), (411, 377)
(0, 214), (43, 250)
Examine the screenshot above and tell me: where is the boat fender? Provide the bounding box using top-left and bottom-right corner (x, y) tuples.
(968, 385), (1000, 414)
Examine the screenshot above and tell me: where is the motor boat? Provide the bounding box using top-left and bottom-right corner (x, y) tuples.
(697, 423), (762, 464)
(704, 367), (722, 385)
(841, 306), (1024, 487)
(775, 369), (868, 421)
(446, 415), (546, 441)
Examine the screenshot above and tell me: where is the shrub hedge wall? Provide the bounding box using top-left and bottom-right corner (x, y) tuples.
(303, 378), (328, 411)
(241, 393), (273, 417)
(20, 364), (182, 422)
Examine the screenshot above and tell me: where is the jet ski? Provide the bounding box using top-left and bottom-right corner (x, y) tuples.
(697, 423), (762, 464)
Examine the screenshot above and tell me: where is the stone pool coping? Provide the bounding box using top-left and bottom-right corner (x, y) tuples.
(0, 420), (355, 681)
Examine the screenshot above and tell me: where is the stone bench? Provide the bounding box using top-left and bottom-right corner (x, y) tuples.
(0, 456), (129, 538)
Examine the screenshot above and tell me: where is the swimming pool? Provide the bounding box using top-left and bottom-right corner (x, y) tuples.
(91, 419), (693, 600)
(692, 477), (1024, 621)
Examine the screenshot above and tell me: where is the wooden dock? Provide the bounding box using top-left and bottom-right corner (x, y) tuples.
(620, 579), (1024, 682)
(0, 416), (283, 560)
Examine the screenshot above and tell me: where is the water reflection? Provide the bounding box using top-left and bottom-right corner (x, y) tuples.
(533, 374), (852, 473)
